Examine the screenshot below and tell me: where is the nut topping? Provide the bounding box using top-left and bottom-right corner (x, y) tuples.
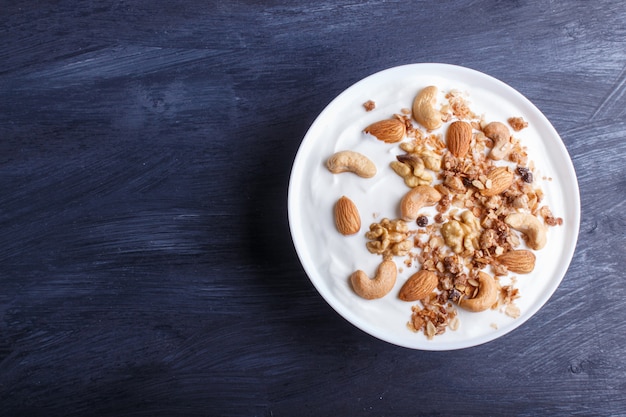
(334, 196), (361, 235)
(446, 121), (472, 158)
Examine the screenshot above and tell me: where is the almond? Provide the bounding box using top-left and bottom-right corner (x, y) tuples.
(364, 119), (406, 143)
(480, 167), (514, 197)
(334, 196), (361, 235)
(497, 249), (536, 274)
(399, 270), (438, 301)
(446, 121), (472, 158)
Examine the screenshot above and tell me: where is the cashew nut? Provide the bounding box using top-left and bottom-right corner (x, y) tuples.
(483, 122), (513, 160)
(458, 271), (498, 312)
(326, 150), (377, 178)
(400, 185), (442, 221)
(350, 260), (397, 300)
(504, 212), (547, 250)
(412, 86), (443, 130)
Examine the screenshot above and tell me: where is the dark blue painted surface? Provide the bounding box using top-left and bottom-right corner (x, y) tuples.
(1, 1), (625, 416)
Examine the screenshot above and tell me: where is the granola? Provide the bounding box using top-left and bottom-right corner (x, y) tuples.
(366, 88), (562, 339)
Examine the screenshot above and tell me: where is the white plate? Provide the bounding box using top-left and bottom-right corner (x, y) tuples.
(288, 63), (580, 350)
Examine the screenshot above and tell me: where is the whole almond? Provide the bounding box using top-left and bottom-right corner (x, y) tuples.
(334, 196), (361, 235)
(480, 167), (514, 197)
(399, 270), (438, 301)
(446, 121), (472, 158)
(364, 119), (406, 143)
(497, 249), (536, 273)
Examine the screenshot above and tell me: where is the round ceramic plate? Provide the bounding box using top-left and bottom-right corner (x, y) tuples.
(288, 63), (580, 350)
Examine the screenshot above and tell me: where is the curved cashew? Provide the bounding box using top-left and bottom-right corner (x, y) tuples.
(483, 122), (513, 160)
(504, 212), (547, 250)
(350, 260), (397, 300)
(400, 185), (442, 221)
(326, 150), (377, 178)
(412, 86), (443, 130)
(458, 271), (498, 312)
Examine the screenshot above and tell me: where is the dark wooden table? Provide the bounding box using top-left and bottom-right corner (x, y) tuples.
(1, 1), (625, 416)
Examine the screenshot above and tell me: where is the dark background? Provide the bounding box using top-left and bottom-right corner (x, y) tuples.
(1, 1), (625, 416)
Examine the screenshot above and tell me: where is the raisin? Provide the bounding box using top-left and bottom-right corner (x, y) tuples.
(462, 176), (473, 187)
(416, 215), (428, 227)
(517, 166), (533, 183)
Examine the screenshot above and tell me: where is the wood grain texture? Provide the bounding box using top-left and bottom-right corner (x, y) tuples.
(1, 1), (625, 416)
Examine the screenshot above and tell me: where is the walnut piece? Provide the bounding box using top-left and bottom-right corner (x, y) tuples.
(391, 155), (433, 187)
(441, 210), (482, 255)
(365, 218), (414, 259)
